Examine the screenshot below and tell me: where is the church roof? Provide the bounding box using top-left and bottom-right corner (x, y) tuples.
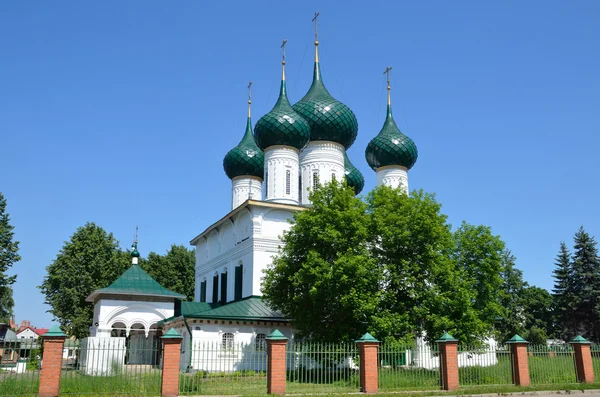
(186, 297), (287, 322)
(86, 264), (185, 302)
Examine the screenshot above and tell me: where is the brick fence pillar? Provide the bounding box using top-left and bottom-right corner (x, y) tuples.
(356, 332), (380, 394)
(161, 328), (183, 397)
(570, 336), (594, 383)
(39, 325), (67, 397)
(507, 334), (530, 386)
(436, 333), (459, 391)
(266, 329), (288, 395)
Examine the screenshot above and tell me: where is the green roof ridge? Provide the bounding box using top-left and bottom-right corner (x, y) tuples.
(355, 332), (379, 343)
(266, 329), (288, 340)
(161, 328), (183, 339)
(293, 61), (358, 149)
(44, 325), (67, 337)
(344, 152), (364, 195)
(223, 114), (264, 180)
(435, 332), (458, 342)
(91, 264), (185, 300)
(506, 334), (528, 343)
(570, 335), (591, 344)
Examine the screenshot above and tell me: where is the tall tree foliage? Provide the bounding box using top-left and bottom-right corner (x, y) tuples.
(552, 242), (576, 339)
(0, 193), (20, 323)
(263, 183), (508, 344)
(39, 223), (130, 338)
(552, 228), (600, 342)
(263, 182), (380, 343)
(142, 245), (196, 301)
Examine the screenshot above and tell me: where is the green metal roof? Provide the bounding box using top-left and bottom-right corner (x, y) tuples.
(570, 335), (591, 344)
(266, 329), (288, 340)
(365, 104), (418, 171)
(86, 265), (185, 302)
(223, 115), (264, 179)
(255, 78), (310, 151)
(435, 332), (458, 342)
(184, 296), (287, 322)
(44, 325), (67, 337)
(293, 61), (358, 149)
(355, 332), (379, 343)
(161, 328), (183, 339)
(344, 152), (364, 195)
(506, 334), (528, 343)
(178, 301), (219, 316)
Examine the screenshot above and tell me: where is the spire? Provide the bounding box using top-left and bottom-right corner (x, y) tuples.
(384, 66), (392, 116)
(247, 81), (252, 118)
(281, 39), (287, 81)
(131, 226), (140, 265)
(274, 39), (290, 107)
(313, 12), (320, 63)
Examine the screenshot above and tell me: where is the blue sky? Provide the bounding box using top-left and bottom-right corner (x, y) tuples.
(1, 1), (599, 327)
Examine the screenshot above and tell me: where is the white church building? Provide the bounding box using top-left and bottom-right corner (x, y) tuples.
(85, 28), (421, 372)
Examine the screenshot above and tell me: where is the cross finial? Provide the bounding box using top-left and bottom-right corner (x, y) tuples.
(312, 12), (320, 42)
(247, 81), (252, 117)
(383, 66), (393, 106)
(280, 39), (288, 81)
(134, 225), (138, 244)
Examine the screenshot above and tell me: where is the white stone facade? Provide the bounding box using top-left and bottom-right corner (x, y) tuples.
(89, 298), (174, 338)
(263, 146), (300, 205)
(299, 141), (345, 205)
(192, 201), (298, 303)
(231, 176), (262, 210)
(376, 165), (409, 193)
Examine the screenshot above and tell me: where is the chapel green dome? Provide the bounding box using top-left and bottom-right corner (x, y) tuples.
(223, 111), (264, 180)
(292, 44), (358, 149)
(365, 103), (418, 171)
(254, 62), (310, 151)
(131, 242), (140, 258)
(344, 152), (364, 195)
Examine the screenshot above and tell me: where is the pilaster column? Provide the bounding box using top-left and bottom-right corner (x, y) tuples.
(39, 326), (67, 397)
(266, 329), (288, 395)
(507, 334), (530, 386)
(161, 329), (183, 397)
(355, 333), (380, 393)
(570, 336), (594, 383)
(435, 333), (459, 391)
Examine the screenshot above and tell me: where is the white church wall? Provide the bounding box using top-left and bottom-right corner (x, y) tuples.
(90, 299), (174, 338)
(79, 337), (126, 376)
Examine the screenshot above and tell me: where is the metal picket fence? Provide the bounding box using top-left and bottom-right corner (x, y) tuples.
(528, 344), (577, 385)
(458, 344), (513, 387)
(179, 340), (267, 396)
(286, 342), (360, 394)
(0, 340), (41, 396)
(59, 337), (162, 396)
(591, 344), (600, 381)
(378, 342), (440, 391)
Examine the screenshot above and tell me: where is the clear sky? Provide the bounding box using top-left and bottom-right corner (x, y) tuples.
(1, 1), (599, 327)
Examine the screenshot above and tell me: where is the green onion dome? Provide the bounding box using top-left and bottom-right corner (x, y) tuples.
(292, 43), (358, 149)
(365, 103), (418, 171)
(344, 152), (364, 195)
(131, 242), (140, 258)
(223, 112), (264, 180)
(254, 62), (310, 151)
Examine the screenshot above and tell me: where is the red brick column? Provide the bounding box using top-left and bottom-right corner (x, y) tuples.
(356, 333), (379, 393)
(570, 336), (594, 383)
(266, 330), (288, 395)
(39, 326), (67, 397)
(507, 334), (530, 386)
(436, 333), (459, 391)
(161, 328), (183, 397)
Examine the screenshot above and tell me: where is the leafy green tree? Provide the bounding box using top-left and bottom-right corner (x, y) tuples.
(521, 286), (554, 336)
(262, 182), (381, 343)
(452, 222), (505, 332)
(571, 227), (600, 342)
(552, 242), (576, 339)
(497, 250), (527, 340)
(39, 223), (130, 338)
(368, 187), (482, 344)
(142, 245), (195, 301)
(0, 193), (20, 323)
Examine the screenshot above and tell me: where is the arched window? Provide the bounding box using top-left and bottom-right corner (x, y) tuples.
(222, 333), (234, 351)
(285, 169), (291, 195)
(298, 175), (302, 204)
(255, 333), (266, 351)
(313, 170), (319, 190)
